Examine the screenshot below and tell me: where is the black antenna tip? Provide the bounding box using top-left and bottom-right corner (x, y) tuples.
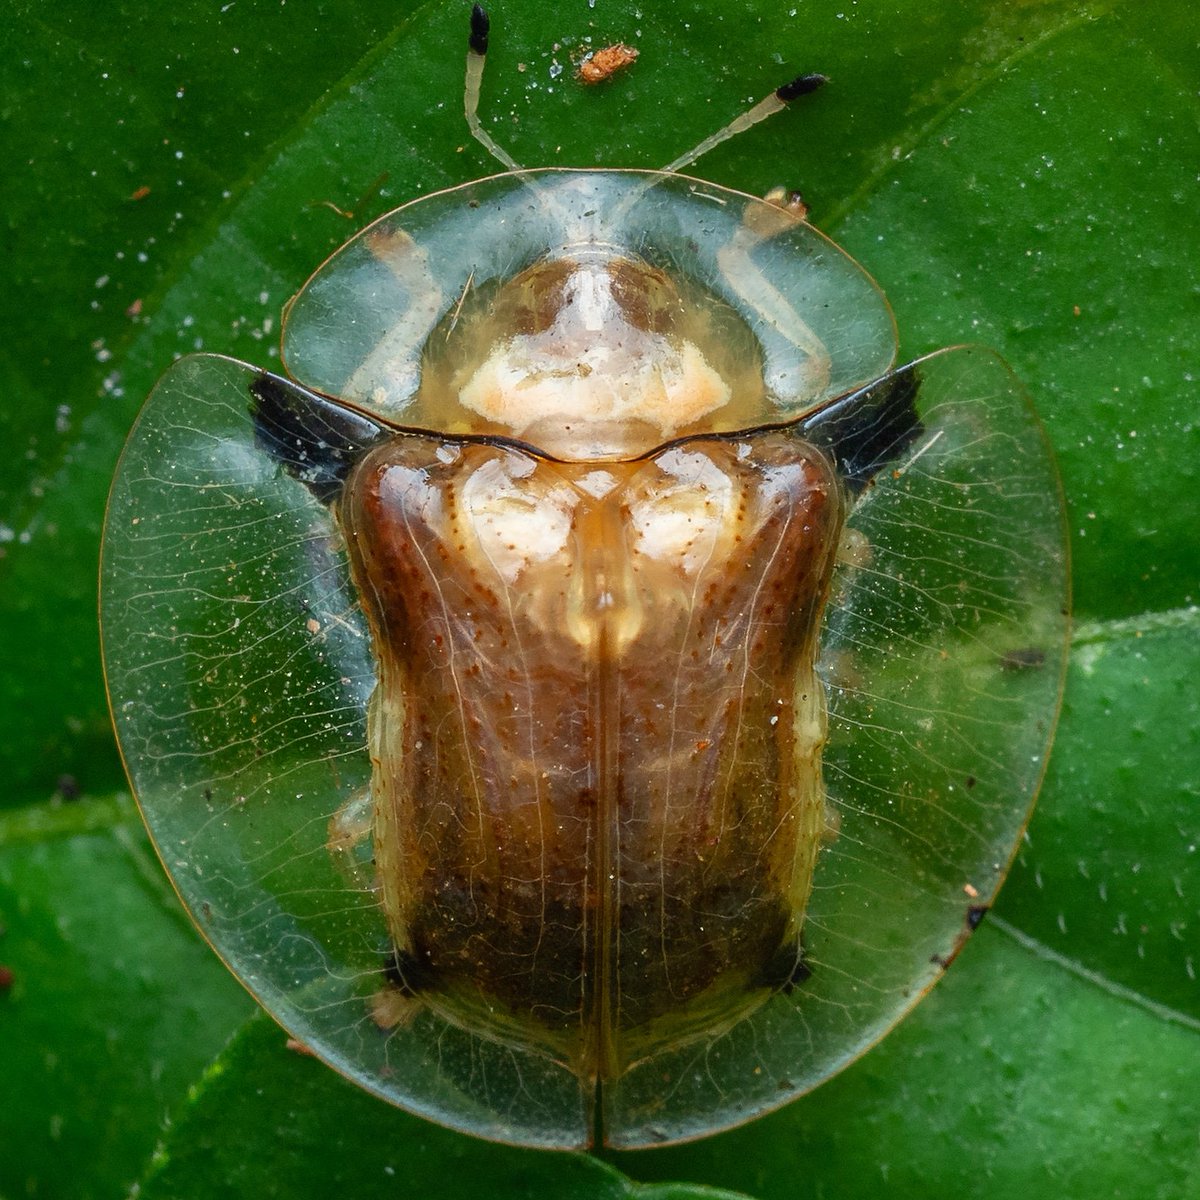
(469, 4), (490, 56)
(776, 72), (828, 102)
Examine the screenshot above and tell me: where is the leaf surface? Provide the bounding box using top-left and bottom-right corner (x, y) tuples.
(1, 0), (1195, 1196)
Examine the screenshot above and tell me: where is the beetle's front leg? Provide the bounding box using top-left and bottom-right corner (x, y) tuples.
(342, 225), (447, 406)
(715, 188), (833, 400)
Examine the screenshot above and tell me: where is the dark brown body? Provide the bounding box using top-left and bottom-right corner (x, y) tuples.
(342, 430), (844, 1077)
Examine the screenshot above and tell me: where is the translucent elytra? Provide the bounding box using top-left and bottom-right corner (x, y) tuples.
(100, 169), (1069, 1149)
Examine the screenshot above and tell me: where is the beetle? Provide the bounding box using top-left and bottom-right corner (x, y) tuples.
(100, 5), (1069, 1149)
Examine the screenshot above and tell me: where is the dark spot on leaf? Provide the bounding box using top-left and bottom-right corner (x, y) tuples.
(999, 646), (1046, 671)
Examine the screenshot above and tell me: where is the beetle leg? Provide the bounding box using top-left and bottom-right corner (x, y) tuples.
(761, 184), (809, 222)
(341, 227), (447, 406)
(714, 196), (835, 399)
(370, 987), (419, 1030)
(656, 74), (835, 402)
(371, 969), (422, 1031)
(326, 787), (377, 891)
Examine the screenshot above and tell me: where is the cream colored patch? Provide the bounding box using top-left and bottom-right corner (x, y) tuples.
(572, 469), (620, 500)
(459, 456), (576, 586)
(459, 337), (730, 448)
(627, 448), (740, 576)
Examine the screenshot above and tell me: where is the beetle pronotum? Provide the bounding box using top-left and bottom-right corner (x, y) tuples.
(101, 5), (1068, 1148)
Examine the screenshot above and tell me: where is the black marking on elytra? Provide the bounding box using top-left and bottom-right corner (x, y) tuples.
(383, 947), (437, 998)
(756, 937), (812, 995)
(800, 365), (924, 495)
(469, 4), (490, 56)
(776, 73), (828, 102)
(785, 955), (813, 991)
(250, 372), (391, 506)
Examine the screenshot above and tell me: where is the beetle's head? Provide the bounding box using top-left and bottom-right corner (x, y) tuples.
(421, 246), (766, 461)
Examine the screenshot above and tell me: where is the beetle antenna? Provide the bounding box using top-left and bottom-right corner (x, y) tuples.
(465, 4), (524, 173)
(661, 73), (828, 174)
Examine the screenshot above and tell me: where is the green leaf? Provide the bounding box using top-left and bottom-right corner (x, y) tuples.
(2, 0), (1196, 1197)
(0, 810), (253, 1200)
(1004, 611), (1200, 1020)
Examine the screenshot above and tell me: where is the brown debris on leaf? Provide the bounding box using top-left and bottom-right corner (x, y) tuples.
(578, 43), (639, 85)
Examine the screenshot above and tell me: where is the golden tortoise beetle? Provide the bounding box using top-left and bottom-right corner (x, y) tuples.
(100, 5), (1069, 1149)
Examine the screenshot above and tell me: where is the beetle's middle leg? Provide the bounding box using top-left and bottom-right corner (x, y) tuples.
(327, 787), (376, 891)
